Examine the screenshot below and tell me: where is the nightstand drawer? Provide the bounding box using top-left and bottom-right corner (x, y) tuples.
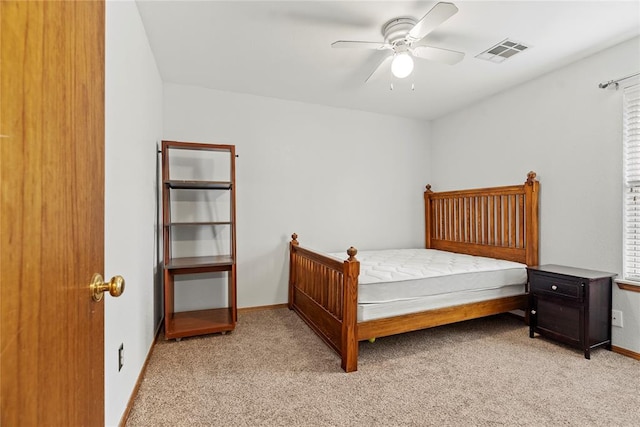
(530, 274), (583, 300)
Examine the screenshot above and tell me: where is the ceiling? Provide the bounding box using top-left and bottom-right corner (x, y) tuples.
(135, 0), (640, 121)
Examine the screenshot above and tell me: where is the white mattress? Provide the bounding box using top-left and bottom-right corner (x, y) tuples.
(329, 248), (528, 322)
(357, 284), (525, 322)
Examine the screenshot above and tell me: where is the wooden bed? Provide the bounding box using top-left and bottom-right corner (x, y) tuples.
(288, 172), (539, 372)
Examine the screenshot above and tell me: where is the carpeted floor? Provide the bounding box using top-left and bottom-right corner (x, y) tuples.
(126, 308), (640, 426)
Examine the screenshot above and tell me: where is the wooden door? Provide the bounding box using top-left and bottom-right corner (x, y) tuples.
(1, 1), (106, 425)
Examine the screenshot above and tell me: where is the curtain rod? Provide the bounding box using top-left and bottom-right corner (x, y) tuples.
(599, 71), (640, 89)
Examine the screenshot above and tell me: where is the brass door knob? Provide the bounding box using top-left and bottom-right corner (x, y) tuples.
(90, 273), (125, 302)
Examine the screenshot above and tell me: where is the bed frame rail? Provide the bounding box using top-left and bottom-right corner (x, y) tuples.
(288, 234), (360, 372)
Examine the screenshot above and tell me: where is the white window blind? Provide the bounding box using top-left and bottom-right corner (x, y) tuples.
(623, 84), (640, 280)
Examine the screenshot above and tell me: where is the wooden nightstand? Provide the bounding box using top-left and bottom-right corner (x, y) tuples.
(528, 265), (616, 359)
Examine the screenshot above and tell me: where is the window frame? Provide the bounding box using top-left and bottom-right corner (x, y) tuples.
(622, 82), (640, 282)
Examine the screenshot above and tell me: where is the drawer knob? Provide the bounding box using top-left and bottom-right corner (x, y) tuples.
(551, 285), (558, 291)
(531, 309), (536, 315)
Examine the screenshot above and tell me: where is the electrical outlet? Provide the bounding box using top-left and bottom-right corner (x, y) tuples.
(612, 310), (623, 328)
(118, 344), (124, 371)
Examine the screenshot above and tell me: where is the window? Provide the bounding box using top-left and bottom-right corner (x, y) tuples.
(623, 83), (640, 281)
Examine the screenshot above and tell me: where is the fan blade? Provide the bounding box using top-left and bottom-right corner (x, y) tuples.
(365, 55), (393, 83)
(412, 45), (464, 65)
(332, 40), (392, 50)
(408, 2), (458, 40)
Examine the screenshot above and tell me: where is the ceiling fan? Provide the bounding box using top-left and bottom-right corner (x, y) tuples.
(331, 2), (464, 82)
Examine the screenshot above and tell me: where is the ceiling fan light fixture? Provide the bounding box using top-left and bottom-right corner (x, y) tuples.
(330, 2), (464, 83)
(391, 52), (414, 79)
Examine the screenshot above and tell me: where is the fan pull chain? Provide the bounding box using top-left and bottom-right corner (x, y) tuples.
(389, 82), (416, 91)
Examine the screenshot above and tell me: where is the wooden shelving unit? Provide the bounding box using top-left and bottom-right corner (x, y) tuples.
(161, 140), (237, 340)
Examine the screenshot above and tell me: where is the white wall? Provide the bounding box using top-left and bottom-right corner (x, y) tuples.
(163, 84), (431, 308)
(430, 36), (640, 353)
(105, 1), (163, 425)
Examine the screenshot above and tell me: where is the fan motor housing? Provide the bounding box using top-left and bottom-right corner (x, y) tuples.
(381, 17), (417, 45)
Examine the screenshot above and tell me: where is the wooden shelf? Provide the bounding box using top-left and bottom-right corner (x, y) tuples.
(164, 308), (234, 339)
(165, 221), (232, 227)
(165, 180), (231, 190)
(165, 255), (233, 270)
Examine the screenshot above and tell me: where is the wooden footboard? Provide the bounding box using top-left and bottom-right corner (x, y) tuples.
(288, 234), (360, 372)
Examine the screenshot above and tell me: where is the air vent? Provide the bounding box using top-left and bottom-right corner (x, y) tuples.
(476, 39), (530, 63)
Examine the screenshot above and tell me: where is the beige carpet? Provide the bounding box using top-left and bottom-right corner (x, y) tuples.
(126, 308), (639, 426)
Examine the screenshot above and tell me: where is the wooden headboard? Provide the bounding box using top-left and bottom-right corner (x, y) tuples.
(424, 171), (539, 266)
